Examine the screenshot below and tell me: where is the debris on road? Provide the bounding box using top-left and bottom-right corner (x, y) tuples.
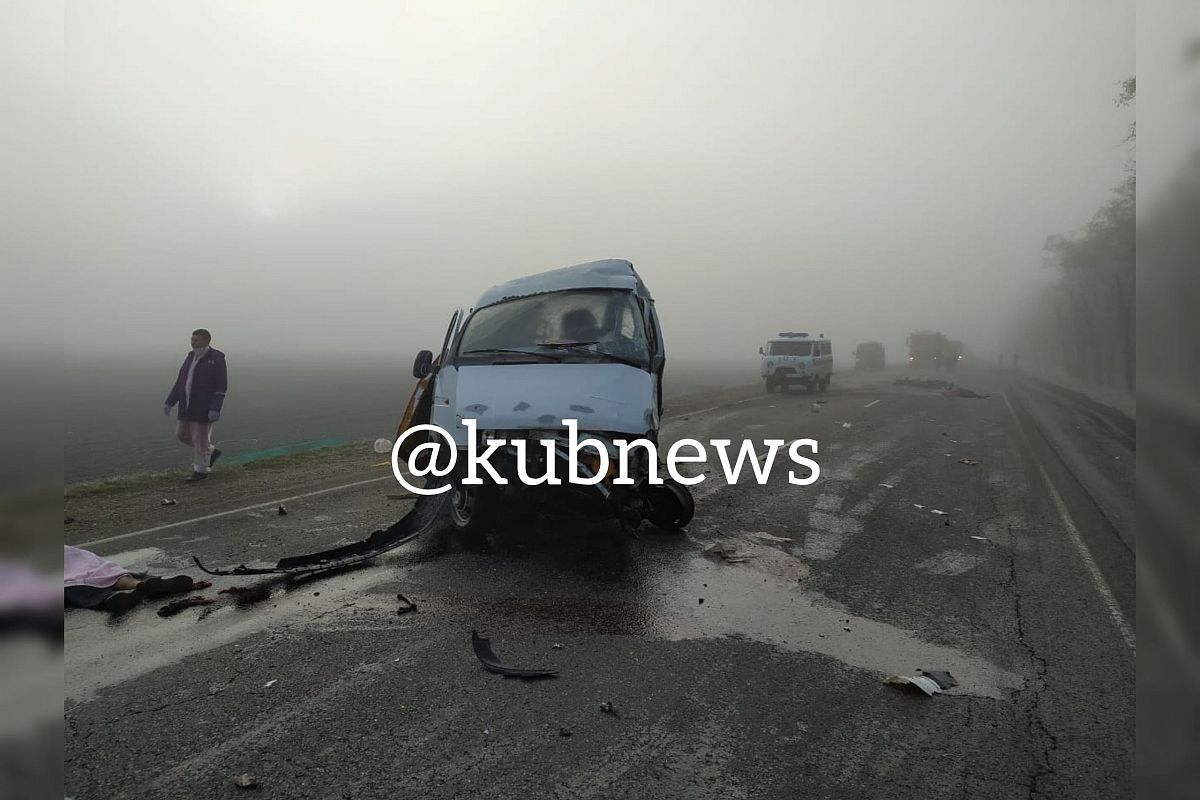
(232, 773), (260, 789)
(156, 596), (215, 617)
(471, 630), (557, 679)
(919, 670), (959, 689)
(160, 498), (177, 506)
(559, 727), (572, 737)
(913, 504), (925, 509)
(958, 458), (979, 466)
(219, 584), (273, 606)
(599, 701), (621, 718)
(264, 679), (278, 688)
(396, 593), (417, 615)
(885, 674), (943, 696)
(703, 541), (752, 563)
(552, 643), (563, 650)
(276, 504), (288, 516)
(193, 477), (451, 576)
(879, 483), (894, 489)
(749, 532), (793, 544)
(942, 386), (991, 399)
(811, 403), (821, 414)
(969, 536), (992, 543)
(930, 509), (949, 516)
(841, 422), (852, 428)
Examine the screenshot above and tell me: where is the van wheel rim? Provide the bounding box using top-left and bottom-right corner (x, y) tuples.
(451, 486), (475, 523)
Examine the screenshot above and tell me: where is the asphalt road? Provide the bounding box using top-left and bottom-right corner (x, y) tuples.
(63, 368), (1135, 799)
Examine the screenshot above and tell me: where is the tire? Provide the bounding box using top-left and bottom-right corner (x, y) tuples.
(448, 480), (498, 534)
(765, 378), (777, 393)
(818, 377), (829, 393)
(645, 480), (696, 530)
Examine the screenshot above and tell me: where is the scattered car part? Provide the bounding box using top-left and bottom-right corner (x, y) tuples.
(396, 593), (417, 615)
(471, 630), (557, 679)
(160, 498), (177, 506)
(232, 774), (260, 789)
(958, 458), (978, 466)
(918, 670), (958, 689)
(276, 504), (288, 516)
(192, 480), (450, 576)
(703, 541), (750, 563)
(885, 674), (943, 696)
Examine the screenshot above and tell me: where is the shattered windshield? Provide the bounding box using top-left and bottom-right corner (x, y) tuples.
(455, 290), (650, 368)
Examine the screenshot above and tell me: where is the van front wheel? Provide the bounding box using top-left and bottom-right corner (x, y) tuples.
(645, 480), (695, 530)
(448, 480), (498, 534)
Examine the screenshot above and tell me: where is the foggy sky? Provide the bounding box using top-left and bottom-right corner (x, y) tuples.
(54, 0), (1134, 366)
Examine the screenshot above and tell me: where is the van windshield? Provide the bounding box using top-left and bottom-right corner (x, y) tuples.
(456, 290), (650, 368)
(768, 341), (812, 356)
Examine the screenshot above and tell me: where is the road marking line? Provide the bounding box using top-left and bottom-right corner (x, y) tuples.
(78, 475), (396, 548)
(668, 396), (755, 420)
(864, 399), (881, 408)
(1003, 391), (1135, 652)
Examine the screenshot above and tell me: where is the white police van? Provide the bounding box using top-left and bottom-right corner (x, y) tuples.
(759, 332), (833, 393)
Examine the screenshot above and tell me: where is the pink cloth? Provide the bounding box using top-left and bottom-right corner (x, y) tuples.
(177, 420), (214, 473)
(0, 563), (61, 613)
(63, 546), (129, 589)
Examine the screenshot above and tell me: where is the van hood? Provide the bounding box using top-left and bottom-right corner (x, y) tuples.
(446, 363), (657, 435)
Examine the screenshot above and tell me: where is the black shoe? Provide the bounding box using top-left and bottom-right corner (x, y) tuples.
(100, 590), (144, 614)
(209, 448), (222, 468)
(138, 575), (195, 599)
(185, 472), (209, 482)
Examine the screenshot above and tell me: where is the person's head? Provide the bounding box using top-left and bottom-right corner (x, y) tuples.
(560, 308), (599, 342)
(191, 329), (212, 349)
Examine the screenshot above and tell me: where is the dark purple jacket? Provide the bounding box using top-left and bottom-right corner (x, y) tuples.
(165, 348), (228, 422)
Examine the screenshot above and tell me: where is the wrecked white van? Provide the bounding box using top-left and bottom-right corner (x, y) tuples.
(394, 259), (695, 534)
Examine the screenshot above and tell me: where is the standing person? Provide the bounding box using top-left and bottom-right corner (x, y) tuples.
(1012, 351), (1020, 371)
(164, 329), (227, 482)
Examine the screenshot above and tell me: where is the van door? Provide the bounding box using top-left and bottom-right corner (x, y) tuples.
(396, 309), (463, 457)
(646, 302), (665, 421)
(431, 308), (467, 445)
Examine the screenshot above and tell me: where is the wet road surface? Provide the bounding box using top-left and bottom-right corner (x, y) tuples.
(64, 369), (1135, 799)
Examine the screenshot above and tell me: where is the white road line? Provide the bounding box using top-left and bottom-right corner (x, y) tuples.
(78, 475), (396, 548)
(1003, 391), (1135, 652)
(864, 399), (881, 408)
(668, 396), (755, 420)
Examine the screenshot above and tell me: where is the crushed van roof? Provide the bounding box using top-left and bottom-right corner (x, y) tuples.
(474, 259), (652, 309)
